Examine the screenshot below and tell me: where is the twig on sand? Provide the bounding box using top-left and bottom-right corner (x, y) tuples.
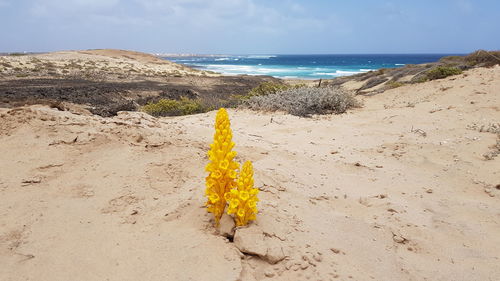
(410, 126), (427, 137)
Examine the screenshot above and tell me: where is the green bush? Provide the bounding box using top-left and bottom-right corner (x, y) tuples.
(386, 81), (405, 89)
(426, 66), (462, 80)
(141, 97), (208, 116)
(222, 82), (307, 108)
(464, 50), (500, 67)
(247, 82), (305, 97)
(414, 76), (429, 83)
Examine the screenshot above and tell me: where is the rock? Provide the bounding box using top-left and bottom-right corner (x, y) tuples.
(217, 213), (235, 238)
(21, 177), (42, 186)
(313, 252), (323, 262)
(393, 234), (407, 244)
(234, 227), (287, 264)
(233, 227), (267, 257)
(330, 248), (340, 254)
(264, 270), (275, 278)
(300, 261), (309, 270)
(265, 243), (285, 264)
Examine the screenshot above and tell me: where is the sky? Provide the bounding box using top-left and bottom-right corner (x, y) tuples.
(0, 0), (499, 54)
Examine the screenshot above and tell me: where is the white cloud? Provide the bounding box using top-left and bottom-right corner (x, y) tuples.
(27, 0), (326, 33)
(0, 0), (10, 7)
(30, 0), (120, 16)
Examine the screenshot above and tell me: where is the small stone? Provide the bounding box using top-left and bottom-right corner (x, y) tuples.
(393, 235), (406, 244)
(264, 270), (275, 278)
(21, 177), (42, 185)
(265, 243), (285, 264)
(217, 213), (235, 238)
(330, 248), (340, 254)
(313, 252), (323, 262)
(233, 227), (267, 257)
(300, 262), (309, 270)
(426, 189), (433, 194)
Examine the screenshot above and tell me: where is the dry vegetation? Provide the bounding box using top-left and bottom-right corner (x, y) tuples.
(0, 49), (218, 81)
(323, 50), (500, 95)
(245, 86), (359, 117)
(1, 49), (499, 118)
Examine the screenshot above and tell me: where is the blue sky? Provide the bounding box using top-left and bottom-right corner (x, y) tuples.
(0, 0), (498, 54)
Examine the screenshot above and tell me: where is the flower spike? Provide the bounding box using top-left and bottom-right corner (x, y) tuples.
(226, 161), (259, 226)
(205, 108), (239, 225)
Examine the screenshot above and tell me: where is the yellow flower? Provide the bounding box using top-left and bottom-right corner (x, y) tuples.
(237, 209), (245, 218)
(226, 161), (259, 226)
(205, 108), (239, 225)
(209, 193), (220, 203)
(239, 191), (249, 201)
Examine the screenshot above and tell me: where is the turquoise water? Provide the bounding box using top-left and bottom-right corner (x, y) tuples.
(162, 54), (458, 79)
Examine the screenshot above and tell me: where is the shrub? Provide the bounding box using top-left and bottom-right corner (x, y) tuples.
(245, 86), (359, 117)
(438, 55), (463, 66)
(218, 95), (248, 108)
(464, 50), (500, 67)
(223, 82), (307, 108)
(141, 97), (208, 116)
(386, 81), (405, 89)
(247, 81), (305, 97)
(426, 66), (462, 80)
(360, 77), (388, 90)
(413, 75), (429, 83)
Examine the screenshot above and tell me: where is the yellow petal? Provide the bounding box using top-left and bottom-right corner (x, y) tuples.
(229, 199), (239, 209)
(219, 159), (229, 170)
(237, 209), (245, 218)
(239, 191), (249, 201)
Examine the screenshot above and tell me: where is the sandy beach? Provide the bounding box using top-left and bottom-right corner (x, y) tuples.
(1, 63), (499, 280)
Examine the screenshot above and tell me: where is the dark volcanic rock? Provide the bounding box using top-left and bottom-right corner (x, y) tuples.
(0, 75), (278, 116)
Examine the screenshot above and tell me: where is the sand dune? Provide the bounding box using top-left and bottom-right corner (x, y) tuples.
(0, 49), (216, 79)
(0, 66), (499, 280)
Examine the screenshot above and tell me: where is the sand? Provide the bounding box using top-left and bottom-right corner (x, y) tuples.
(0, 49), (217, 79)
(0, 66), (499, 281)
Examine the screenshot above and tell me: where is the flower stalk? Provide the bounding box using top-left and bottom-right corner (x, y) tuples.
(225, 161), (259, 226)
(205, 108), (239, 225)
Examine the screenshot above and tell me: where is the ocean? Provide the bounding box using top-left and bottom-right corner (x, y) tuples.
(162, 54), (459, 79)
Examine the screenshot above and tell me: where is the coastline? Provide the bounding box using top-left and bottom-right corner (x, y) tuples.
(1, 49), (497, 115)
(162, 53), (457, 80)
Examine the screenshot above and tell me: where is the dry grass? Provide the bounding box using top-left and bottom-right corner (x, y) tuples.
(245, 86), (360, 117)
